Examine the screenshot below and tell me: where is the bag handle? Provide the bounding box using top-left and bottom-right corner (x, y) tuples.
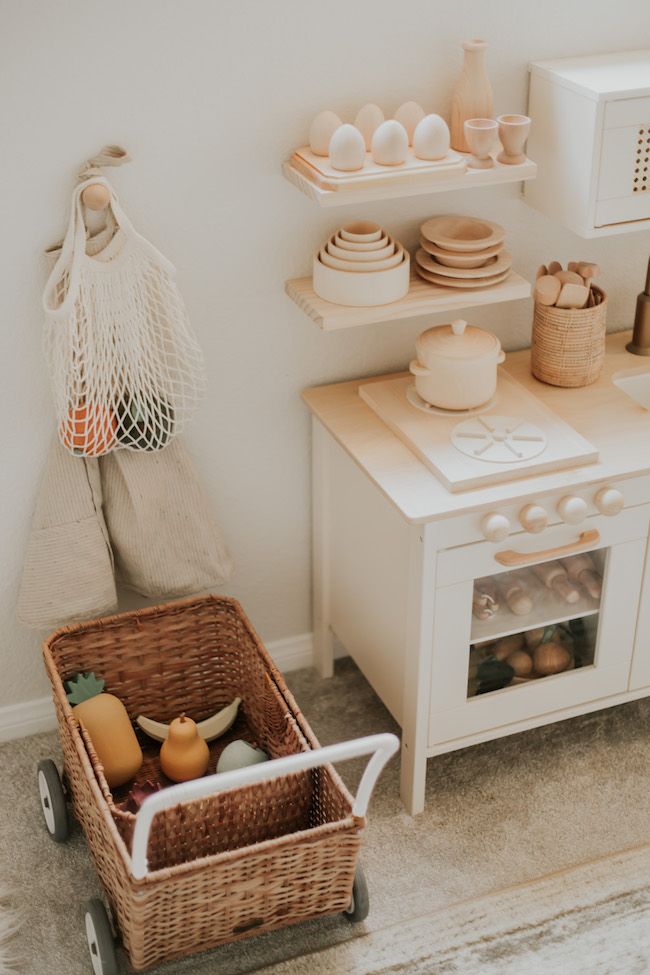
(130, 732), (399, 880)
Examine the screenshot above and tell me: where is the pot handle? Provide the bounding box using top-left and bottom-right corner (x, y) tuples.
(409, 359), (430, 377)
(497, 350), (506, 364)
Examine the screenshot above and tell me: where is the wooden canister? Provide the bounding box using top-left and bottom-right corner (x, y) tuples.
(531, 286), (607, 387)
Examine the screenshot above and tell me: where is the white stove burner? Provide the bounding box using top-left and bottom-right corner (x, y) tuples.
(451, 415), (548, 464)
(406, 384), (496, 418)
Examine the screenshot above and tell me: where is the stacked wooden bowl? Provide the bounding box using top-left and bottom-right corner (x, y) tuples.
(313, 221), (410, 306)
(415, 215), (511, 289)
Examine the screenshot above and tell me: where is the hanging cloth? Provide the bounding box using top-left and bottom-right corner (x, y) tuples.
(17, 440), (118, 628)
(17, 438), (234, 628)
(42, 177), (205, 458)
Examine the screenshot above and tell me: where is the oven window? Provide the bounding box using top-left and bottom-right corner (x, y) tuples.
(468, 549), (606, 698)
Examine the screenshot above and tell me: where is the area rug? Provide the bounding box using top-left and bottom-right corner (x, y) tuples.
(0, 890), (19, 975)
(3, 657), (650, 972)
(259, 843), (650, 974)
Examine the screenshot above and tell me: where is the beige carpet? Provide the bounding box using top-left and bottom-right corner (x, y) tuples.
(3, 657), (650, 973)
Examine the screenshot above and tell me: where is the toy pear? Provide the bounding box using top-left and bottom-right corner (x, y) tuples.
(160, 714), (210, 782)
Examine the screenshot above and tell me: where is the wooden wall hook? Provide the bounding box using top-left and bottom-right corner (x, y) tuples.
(81, 182), (111, 211)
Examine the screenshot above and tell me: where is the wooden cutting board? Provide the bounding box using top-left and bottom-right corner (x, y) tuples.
(358, 371), (598, 492)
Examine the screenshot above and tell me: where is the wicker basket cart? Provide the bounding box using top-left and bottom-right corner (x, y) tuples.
(36, 595), (398, 973)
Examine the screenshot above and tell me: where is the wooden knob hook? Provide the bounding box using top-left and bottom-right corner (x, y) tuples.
(81, 182), (111, 211)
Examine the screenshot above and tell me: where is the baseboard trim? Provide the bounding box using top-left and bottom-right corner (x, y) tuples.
(0, 631), (333, 743)
(0, 695), (58, 743)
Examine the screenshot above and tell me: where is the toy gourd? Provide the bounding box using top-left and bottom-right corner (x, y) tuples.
(66, 672), (143, 788)
(217, 740), (269, 774)
(160, 714), (210, 783)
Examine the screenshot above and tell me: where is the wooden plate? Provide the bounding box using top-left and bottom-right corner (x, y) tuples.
(420, 214), (506, 252)
(419, 236), (503, 267)
(415, 264), (512, 289)
(415, 248), (512, 279)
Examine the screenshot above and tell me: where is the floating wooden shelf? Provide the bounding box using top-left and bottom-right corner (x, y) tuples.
(286, 267), (531, 331)
(283, 156), (537, 208)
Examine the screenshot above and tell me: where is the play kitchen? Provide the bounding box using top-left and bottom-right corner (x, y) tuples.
(287, 46), (650, 816)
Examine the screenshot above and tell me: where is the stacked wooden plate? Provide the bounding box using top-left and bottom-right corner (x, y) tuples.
(313, 221), (410, 306)
(415, 215), (511, 289)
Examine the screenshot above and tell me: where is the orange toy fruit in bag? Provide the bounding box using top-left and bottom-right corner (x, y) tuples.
(61, 401), (117, 456)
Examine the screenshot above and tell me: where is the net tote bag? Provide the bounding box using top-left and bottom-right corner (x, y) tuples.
(42, 177), (205, 457)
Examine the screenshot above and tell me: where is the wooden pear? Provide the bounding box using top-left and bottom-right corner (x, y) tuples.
(160, 714), (210, 783)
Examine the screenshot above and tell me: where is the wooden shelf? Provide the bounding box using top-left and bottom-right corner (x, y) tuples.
(283, 156), (537, 208)
(286, 267), (531, 331)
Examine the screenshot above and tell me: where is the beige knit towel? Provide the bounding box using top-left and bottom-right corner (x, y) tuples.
(18, 439), (234, 627)
(100, 439), (234, 597)
(17, 440), (118, 628)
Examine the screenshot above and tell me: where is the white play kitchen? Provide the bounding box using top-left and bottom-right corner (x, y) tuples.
(286, 47), (650, 815)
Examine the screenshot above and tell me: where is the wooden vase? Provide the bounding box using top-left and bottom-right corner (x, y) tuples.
(450, 39), (494, 153)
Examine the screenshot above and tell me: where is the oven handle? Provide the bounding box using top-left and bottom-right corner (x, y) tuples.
(494, 528), (601, 567)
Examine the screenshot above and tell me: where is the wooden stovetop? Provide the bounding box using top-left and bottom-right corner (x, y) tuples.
(302, 330), (650, 524)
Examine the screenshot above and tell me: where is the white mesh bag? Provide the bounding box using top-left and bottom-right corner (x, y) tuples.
(43, 177), (205, 456)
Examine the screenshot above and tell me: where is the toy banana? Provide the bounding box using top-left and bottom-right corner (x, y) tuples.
(136, 697), (241, 743)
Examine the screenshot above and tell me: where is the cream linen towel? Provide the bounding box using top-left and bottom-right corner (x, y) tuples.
(17, 440), (118, 628)
(18, 439), (233, 626)
(99, 438), (234, 598)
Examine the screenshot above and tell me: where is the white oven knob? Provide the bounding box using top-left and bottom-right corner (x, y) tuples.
(481, 513), (511, 542)
(519, 504), (548, 534)
(594, 486), (624, 516)
(557, 495), (588, 524)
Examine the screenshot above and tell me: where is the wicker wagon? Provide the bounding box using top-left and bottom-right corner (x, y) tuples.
(36, 595), (397, 973)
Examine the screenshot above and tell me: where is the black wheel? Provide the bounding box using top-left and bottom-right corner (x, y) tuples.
(85, 899), (119, 975)
(37, 759), (70, 842)
(344, 863), (369, 922)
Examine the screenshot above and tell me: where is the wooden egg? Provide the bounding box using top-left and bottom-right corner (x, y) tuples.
(329, 124), (366, 171)
(413, 114), (450, 160)
(354, 103), (385, 151)
(394, 101), (425, 145)
(309, 110), (342, 156)
(371, 120), (409, 166)
(533, 641), (571, 676)
(507, 650), (533, 677)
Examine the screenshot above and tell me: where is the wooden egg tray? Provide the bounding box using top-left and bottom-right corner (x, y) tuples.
(292, 145), (466, 191)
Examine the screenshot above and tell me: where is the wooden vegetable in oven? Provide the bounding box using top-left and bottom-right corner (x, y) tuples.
(531, 560), (581, 604)
(495, 572), (533, 616)
(560, 554), (602, 599)
(473, 577), (499, 620)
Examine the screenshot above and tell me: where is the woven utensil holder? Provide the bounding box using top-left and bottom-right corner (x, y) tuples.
(531, 286), (607, 387)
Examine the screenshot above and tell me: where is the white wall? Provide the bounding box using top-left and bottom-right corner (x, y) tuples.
(2, 0), (650, 711)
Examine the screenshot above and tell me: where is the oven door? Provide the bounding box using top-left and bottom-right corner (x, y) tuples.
(429, 506), (650, 746)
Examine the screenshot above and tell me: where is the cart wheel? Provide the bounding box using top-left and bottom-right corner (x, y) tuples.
(85, 899), (119, 975)
(37, 759), (69, 842)
(344, 863), (369, 922)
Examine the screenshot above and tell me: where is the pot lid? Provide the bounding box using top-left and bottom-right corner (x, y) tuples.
(415, 319), (501, 360)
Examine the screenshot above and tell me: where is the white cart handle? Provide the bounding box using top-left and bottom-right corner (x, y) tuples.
(131, 732), (399, 879)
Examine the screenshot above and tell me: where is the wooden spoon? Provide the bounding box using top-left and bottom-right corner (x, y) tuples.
(555, 270), (584, 286)
(548, 260), (563, 275)
(536, 264), (548, 279)
(556, 283), (589, 308)
(534, 275), (562, 306)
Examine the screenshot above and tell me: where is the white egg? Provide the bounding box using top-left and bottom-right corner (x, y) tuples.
(354, 103), (385, 151)
(413, 114), (450, 160)
(371, 120), (409, 166)
(329, 124), (366, 171)
(394, 101), (425, 145)
(309, 110), (342, 156)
